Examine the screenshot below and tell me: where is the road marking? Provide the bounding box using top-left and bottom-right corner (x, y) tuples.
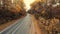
(12, 17), (29, 34)
(11, 20), (27, 34)
(0, 19), (20, 34)
(0, 14), (32, 34)
(6, 18), (25, 34)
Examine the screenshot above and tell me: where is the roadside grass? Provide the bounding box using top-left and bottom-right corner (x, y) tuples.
(0, 20), (15, 31)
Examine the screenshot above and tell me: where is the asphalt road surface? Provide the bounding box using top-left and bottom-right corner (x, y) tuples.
(0, 14), (32, 34)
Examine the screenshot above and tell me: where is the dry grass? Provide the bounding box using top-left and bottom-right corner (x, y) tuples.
(31, 15), (42, 34)
(0, 20), (16, 31)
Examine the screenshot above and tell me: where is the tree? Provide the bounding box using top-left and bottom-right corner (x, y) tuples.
(28, 1), (44, 19)
(0, 0), (26, 24)
(30, 1), (43, 13)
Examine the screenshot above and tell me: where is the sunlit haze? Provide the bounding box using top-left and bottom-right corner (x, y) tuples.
(24, 0), (35, 11)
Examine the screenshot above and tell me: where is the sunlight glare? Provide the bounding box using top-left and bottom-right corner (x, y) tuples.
(24, 0), (35, 11)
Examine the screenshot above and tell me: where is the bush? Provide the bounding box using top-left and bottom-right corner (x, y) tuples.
(0, 9), (23, 24)
(34, 13), (40, 19)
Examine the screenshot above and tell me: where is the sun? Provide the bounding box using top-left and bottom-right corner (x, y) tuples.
(24, 0), (35, 11)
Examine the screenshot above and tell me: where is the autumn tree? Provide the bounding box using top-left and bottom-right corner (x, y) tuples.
(0, 0), (26, 24)
(28, 1), (44, 19)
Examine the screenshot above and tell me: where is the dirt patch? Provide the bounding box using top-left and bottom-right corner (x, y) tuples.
(0, 20), (17, 31)
(31, 15), (42, 34)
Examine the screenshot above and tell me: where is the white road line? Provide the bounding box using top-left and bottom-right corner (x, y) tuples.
(6, 16), (27, 34)
(0, 19), (20, 33)
(12, 15), (31, 34)
(6, 18), (24, 34)
(0, 14), (31, 34)
(6, 22), (21, 34)
(12, 16), (26, 34)
(16, 22), (29, 34)
(12, 18), (28, 34)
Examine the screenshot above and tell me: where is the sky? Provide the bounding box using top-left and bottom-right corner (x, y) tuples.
(24, 0), (35, 11)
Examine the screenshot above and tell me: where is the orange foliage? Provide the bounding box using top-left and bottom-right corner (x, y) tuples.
(15, 4), (22, 12)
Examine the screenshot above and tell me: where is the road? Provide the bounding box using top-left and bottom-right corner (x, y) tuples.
(0, 14), (42, 34)
(0, 14), (32, 34)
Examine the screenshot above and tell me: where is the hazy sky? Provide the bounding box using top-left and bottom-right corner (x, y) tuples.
(24, 0), (35, 11)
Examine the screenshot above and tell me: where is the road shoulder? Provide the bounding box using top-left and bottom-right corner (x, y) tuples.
(30, 15), (42, 34)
